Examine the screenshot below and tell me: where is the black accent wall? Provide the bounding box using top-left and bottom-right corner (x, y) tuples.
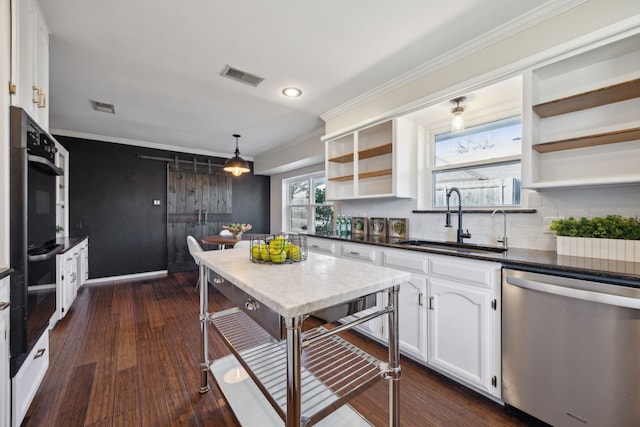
(56, 136), (270, 279)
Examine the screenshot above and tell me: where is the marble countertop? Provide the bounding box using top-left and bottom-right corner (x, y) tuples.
(309, 234), (640, 286)
(194, 248), (410, 318)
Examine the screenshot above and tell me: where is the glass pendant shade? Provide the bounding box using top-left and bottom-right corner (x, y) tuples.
(223, 134), (251, 176)
(450, 96), (467, 132)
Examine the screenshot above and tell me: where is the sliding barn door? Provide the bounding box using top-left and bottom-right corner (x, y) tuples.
(167, 165), (232, 272)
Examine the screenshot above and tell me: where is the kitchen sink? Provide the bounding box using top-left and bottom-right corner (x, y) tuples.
(395, 239), (508, 254)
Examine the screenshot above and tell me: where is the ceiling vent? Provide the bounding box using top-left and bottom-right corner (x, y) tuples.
(220, 65), (264, 87)
(91, 100), (115, 114)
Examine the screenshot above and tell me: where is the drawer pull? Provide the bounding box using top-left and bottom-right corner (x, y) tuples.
(34, 348), (46, 359)
(349, 251), (360, 255)
(0, 301), (9, 311)
(245, 299), (259, 311)
(418, 293), (424, 306)
(311, 244), (320, 248)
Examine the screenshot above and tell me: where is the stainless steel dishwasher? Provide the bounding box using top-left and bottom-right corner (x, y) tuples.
(502, 268), (640, 427)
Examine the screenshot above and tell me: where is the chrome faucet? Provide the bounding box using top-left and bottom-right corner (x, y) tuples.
(491, 208), (508, 249)
(445, 187), (471, 243)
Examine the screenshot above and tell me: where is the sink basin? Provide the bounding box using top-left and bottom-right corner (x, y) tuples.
(395, 239), (507, 254)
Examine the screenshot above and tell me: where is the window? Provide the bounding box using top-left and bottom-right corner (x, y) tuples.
(285, 173), (333, 233)
(432, 116), (521, 207)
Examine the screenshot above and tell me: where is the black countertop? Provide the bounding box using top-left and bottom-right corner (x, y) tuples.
(56, 236), (88, 254)
(309, 234), (640, 287)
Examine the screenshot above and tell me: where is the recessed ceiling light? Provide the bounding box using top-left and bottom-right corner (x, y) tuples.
(282, 87), (302, 97)
(91, 100), (115, 114)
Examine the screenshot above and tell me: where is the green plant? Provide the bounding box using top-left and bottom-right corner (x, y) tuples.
(550, 215), (640, 240)
(56, 225), (64, 234)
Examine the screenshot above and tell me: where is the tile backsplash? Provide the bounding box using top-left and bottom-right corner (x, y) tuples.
(338, 186), (640, 251)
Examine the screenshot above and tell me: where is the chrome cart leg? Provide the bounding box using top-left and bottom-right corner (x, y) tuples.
(199, 263), (210, 393)
(285, 316), (303, 427)
(387, 285), (401, 427)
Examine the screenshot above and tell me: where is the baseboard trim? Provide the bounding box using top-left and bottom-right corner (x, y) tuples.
(85, 270), (169, 285)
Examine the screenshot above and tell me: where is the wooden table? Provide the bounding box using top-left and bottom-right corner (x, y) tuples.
(201, 235), (239, 249)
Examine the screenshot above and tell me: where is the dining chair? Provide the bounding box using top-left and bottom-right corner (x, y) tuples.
(233, 240), (251, 249)
(187, 235), (204, 291)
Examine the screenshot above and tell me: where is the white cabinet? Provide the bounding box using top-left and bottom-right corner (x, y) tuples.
(79, 239), (89, 285)
(307, 236), (335, 255)
(56, 239), (88, 320)
(427, 255), (501, 398)
(55, 142), (69, 237)
(340, 241), (379, 264)
(382, 249), (428, 362)
(57, 250), (77, 319)
(12, 329), (49, 427)
(309, 238), (385, 340)
(10, 0), (49, 129)
(522, 29), (640, 189)
(0, 277), (9, 427)
(324, 117), (417, 199)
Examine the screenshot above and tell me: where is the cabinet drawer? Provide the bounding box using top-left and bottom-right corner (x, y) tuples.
(308, 238), (335, 255)
(383, 251), (428, 274)
(429, 256), (499, 288)
(341, 243), (377, 263)
(12, 329), (49, 426)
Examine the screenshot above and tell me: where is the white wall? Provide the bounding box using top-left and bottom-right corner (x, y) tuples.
(0, 0), (11, 268)
(269, 163), (324, 233)
(335, 186), (640, 251)
(260, 1), (640, 249)
(323, 0), (640, 135)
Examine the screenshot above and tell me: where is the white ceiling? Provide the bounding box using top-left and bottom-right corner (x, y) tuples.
(38, 0), (558, 161)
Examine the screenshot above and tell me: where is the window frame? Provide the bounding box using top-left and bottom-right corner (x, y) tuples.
(283, 172), (333, 234)
(426, 114), (523, 208)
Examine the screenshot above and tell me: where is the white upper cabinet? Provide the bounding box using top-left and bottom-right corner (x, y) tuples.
(324, 117), (417, 200)
(11, 0), (49, 129)
(522, 29), (640, 189)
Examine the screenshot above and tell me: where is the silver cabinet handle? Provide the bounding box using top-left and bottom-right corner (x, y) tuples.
(312, 244), (320, 248)
(418, 293), (423, 306)
(0, 302), (9, 310)
(349, 251), (360, 255)
(429, 296), (434, 310)
(34, 348), (46, 359)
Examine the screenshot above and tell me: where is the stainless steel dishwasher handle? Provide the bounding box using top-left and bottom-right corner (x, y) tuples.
(507, 276), (640, 310)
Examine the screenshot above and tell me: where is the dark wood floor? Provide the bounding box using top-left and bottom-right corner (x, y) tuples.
(22, 271), (539, 426)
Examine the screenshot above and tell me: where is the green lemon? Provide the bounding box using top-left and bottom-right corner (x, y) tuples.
(260, 247), (270, 261)
(269, 249), (286, 264)
(270, 238), (285, 252)
(251, 245), (262, 260)
(288, 245), (302, 261)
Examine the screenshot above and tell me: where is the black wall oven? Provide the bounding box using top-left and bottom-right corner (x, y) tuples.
(9, 106), (63, 375)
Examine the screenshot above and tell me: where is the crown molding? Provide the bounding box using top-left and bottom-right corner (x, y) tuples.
(321, 0), (588, 122)
(49, 128), (250, 160)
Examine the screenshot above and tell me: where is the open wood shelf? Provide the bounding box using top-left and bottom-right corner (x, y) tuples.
(359, 143), (392, 160)
(532, 127), (640, 153)
(328, 174), (354, 182)
(359, 169), (392, 180)
(533, 78), (640, 118)
(328, 152), (354, 163)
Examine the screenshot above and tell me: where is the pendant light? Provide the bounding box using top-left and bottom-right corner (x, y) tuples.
(223, 134), (250, 176)
(450, 96), (467, 132)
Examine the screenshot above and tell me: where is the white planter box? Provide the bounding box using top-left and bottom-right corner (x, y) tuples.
(557, 236), (640, 262)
